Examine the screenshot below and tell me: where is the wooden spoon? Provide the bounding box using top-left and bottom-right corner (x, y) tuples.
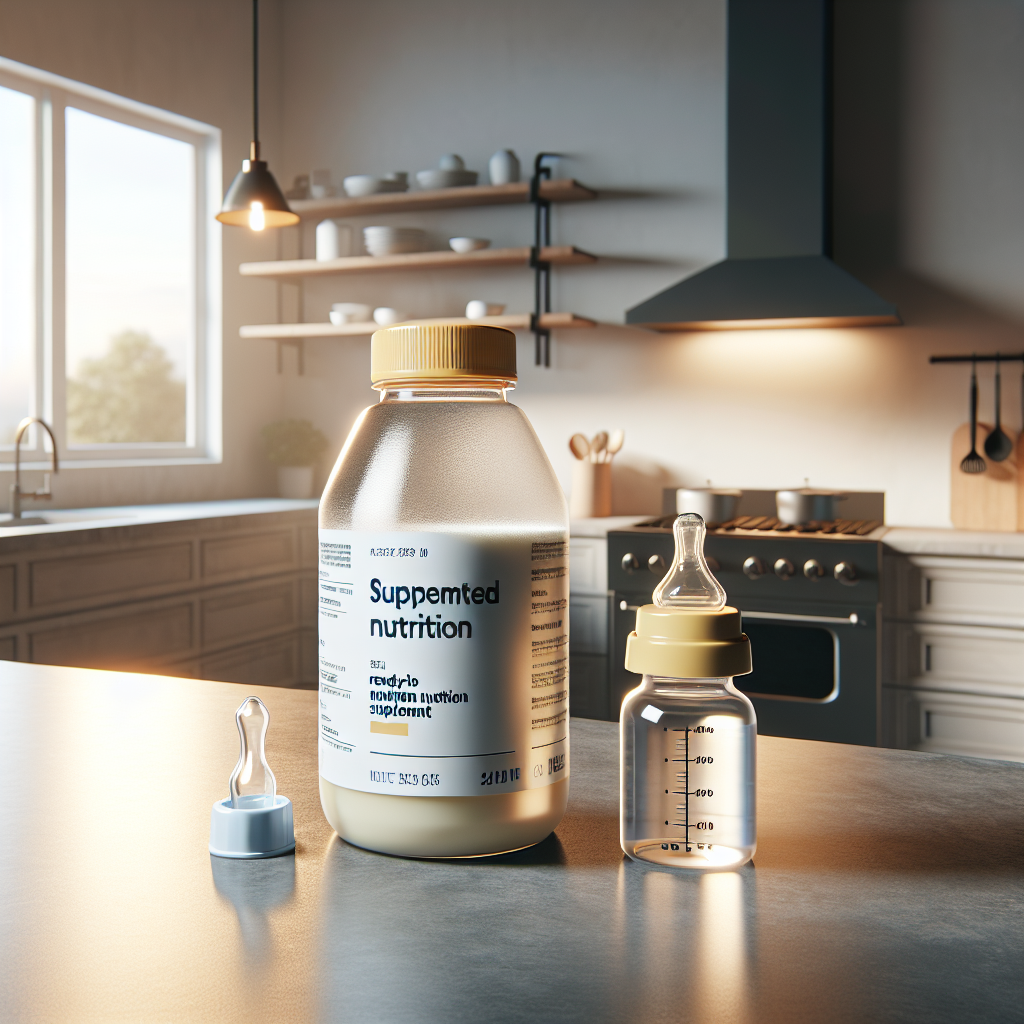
(589, 431), (608, 463)
(569, 434), (590, 461)
(605, 429), (624, 462)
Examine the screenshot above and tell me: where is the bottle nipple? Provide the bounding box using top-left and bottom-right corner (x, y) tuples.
(652, 513), (727, 610)
(229, 696), (277, 809)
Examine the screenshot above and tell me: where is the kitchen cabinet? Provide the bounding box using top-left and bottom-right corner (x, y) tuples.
(0, 502), (318, 688)
(883, 545), (1024, 761)
(568, 534), (610, 721)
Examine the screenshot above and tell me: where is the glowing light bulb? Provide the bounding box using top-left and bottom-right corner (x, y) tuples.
(652, 513), (727, 610)
(229, 696), (277, 809)
(249, 201), (265, 231)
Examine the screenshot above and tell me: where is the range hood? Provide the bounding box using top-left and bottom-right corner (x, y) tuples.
(626, 0), (900, 331)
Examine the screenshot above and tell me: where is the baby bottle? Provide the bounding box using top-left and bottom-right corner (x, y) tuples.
(318, 323), (569, 858)
(620, 513), (756, 870)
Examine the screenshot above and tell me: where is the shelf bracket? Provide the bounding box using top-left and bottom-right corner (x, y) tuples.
(530, 153), (560, 368)
(275, 338), (305, 375)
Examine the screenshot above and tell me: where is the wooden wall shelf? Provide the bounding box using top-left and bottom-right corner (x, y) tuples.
(240, 313), (598, 341)
(239, 245), (597, 280)
(288, 179), (596, 220)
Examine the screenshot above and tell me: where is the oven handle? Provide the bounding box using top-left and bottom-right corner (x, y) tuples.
(616, 601), (860, 627)
(741, 609), (860, 626)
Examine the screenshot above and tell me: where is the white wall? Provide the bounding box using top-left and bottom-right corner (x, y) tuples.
(0, 0), (288, 506)
(277, 0), (1024, 529)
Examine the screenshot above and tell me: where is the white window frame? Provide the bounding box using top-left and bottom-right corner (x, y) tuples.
(0, 56), (221, 470)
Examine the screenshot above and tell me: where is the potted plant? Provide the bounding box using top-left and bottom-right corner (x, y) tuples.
(261, 419), (329, 499)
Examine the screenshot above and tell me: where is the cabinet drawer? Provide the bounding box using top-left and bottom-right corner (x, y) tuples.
(0, 635), (16, 661)
(569, 538), (607, 596)
(201, 582), (295, 646)
(29, 543), (192, 609)
(889, 555), (1024, 628)
(885, 686), (1024, 761)
(885, 622), (1024, 699)
(29, 603), (194, 669)
(569, 595), (608, 655)
(201, 530), (295, 580)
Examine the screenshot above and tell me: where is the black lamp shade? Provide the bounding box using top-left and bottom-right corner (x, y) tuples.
(216, 159), (299, 228)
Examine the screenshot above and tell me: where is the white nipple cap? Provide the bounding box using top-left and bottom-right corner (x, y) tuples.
(209, 695), (295, 859)
(653, 513), (727, 610)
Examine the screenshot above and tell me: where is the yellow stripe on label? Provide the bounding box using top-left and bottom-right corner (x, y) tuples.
(370, 722), (409, 736)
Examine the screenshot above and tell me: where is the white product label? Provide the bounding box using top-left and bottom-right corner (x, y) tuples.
(318, 530), (569, 797)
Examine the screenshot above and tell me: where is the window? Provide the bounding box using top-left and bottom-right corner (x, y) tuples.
(0, 57), (221, 468)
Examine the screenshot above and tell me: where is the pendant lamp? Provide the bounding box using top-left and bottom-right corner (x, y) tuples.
(217, 0), (298, 229)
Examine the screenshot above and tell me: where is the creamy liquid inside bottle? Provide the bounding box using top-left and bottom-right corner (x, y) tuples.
(318, 324), (569, 857)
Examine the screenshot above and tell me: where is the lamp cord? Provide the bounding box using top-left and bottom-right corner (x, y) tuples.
(252, 0), (260, 158)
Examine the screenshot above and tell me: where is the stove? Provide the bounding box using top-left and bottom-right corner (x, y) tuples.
(605, 516), (884, 746)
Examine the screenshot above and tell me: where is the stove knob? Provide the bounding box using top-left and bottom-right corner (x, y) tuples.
(648, 554), (666, 573)
(803, 558), (825, 580)
(706, 555), (720, 572)
(773, 558), (795, 580)
(621, 553), (640, 574)
(743, 556), (766, 579)
(834, 561), (859, 586)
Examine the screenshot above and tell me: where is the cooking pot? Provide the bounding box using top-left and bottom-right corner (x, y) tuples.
(775, 489), (846, 525)
(675, 488), (743, 525)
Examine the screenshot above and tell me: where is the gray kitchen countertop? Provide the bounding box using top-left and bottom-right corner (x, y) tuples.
(0, 660), (1020, 1023)
(0, 497), (319, 539)
(881, 526), (1024, 559)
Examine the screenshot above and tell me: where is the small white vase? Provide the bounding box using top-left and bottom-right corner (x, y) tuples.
(489, 149), (520, 185)
(277, 465), (315, 500)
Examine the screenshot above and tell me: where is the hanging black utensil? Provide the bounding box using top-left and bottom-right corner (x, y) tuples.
(983, 355), (1013, 462)
(959, 357), (986, 474)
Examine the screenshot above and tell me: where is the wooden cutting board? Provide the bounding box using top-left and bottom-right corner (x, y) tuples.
(950, 422), (1021, 531)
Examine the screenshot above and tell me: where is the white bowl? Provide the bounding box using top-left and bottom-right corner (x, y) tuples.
(449, 237), (490, 253)
(373, 307), (407, 326)
(330, 303), (372, 324)
(465, 300), (506, 319)
(416, 168), (479, 190)
(363, 226), (428, 256)
(343, 175), (408, 197)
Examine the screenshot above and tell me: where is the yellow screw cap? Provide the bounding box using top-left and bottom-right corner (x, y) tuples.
(370, 321), (517, 388)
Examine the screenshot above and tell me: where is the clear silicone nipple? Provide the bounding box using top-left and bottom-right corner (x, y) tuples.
(229, 696), (277, 809)
(652, 513), (727, 610)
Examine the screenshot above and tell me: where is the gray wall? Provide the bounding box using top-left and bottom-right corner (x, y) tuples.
(279, 0), (1024, 528)
(2, 0), (1021, 527)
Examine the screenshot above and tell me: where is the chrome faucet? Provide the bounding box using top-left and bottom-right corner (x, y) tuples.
(10, 417), (59, 519)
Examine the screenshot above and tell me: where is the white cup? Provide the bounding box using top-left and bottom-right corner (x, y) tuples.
(373, 307), (406, 326)
(316, 220), (341, 261)
(465, 300), (506, 319)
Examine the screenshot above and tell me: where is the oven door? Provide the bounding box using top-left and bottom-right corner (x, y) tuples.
(611, 599), (879, 746)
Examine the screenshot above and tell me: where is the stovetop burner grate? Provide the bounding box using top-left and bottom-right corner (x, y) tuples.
(637, 515), (883, 536)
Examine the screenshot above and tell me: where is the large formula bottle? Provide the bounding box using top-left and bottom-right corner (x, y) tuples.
(318, 323), (570, 857)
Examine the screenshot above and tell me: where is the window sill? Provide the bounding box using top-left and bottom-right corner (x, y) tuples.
(0, 455), (223, 471)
